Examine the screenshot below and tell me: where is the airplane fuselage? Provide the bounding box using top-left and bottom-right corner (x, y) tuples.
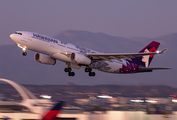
(10, 31), (167, 76)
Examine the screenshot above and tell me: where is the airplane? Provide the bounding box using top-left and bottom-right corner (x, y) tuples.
(10, 31), (170, 77)
(41, 101), (64, 120)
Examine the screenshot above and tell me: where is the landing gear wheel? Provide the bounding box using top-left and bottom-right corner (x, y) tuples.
(64, 67), (72, 72)
(64, 68), (68, 72)
(68, 72), (75, 76)
(72, 72), (75, 76)
(85, 67), (92, 72)
(22, 52), (27, 56)
(68, 67), (72, 72)
(89, 72), (92, 76)
(88, 68), (92, 72)
(89, 72), (95, 77)
(92, 72), (95, 76)
(68, 72), (71, 76)
(85, 68), (89, 72)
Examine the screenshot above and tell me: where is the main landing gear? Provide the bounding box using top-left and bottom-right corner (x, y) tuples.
(64, 67), (75, 76)
(65, 63), (95, 77)
(65, 63), (75, 76)
(85, 67), (96, 77)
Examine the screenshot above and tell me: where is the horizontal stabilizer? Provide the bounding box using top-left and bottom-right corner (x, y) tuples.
(139, 67), (171, 70)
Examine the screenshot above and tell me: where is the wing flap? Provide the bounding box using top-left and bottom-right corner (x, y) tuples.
(110, 56), (122, 62)
(99, 56), (112, 62)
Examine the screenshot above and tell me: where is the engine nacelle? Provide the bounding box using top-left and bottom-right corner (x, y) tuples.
(71, 53), (91, 65)
(34, 53), (56, 65)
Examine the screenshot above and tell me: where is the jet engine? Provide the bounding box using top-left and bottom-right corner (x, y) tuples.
(34, 53), (56, 65)
(71, 53), (91, 65)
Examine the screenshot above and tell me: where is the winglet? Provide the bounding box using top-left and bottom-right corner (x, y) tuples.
(159, 48), (168, 54)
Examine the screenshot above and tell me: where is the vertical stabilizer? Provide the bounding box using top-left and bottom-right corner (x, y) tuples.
(133, 41), (160, 67)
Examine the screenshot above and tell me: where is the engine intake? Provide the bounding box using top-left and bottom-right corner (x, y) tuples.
(34, 53), (56, 65)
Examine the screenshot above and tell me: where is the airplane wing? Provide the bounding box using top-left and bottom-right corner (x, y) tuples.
(86, 48), (167, 62)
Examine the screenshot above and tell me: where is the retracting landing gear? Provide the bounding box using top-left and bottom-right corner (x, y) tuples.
(65, 63), (75, 76)
(85, 67), (96, 77)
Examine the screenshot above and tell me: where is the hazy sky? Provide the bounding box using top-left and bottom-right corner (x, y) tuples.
(1, 0), (177, 46)
(0, 0), (176, 87)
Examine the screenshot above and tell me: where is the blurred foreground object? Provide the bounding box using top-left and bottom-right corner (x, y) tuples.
(146, 104), (172, 114)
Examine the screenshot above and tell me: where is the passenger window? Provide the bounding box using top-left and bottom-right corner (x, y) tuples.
(15, 32), (18, 34)
(18, 33), (22, 35)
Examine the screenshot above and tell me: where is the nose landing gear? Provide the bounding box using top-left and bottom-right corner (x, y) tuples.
(19, 46), (27, 56)
(22, 52), (27, 56)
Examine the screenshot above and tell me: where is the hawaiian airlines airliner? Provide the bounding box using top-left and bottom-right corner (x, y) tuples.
(10, 31), (169, 77)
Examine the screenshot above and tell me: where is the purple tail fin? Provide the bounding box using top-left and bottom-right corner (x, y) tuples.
(133, 41), (160, 67)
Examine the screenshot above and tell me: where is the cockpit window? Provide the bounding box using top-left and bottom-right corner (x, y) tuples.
(18, 33), (22, 35)
(15, 32), (22, 35)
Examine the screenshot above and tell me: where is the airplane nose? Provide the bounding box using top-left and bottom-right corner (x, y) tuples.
(10, 34), (17, 43)
(10, 34), (14, 39)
